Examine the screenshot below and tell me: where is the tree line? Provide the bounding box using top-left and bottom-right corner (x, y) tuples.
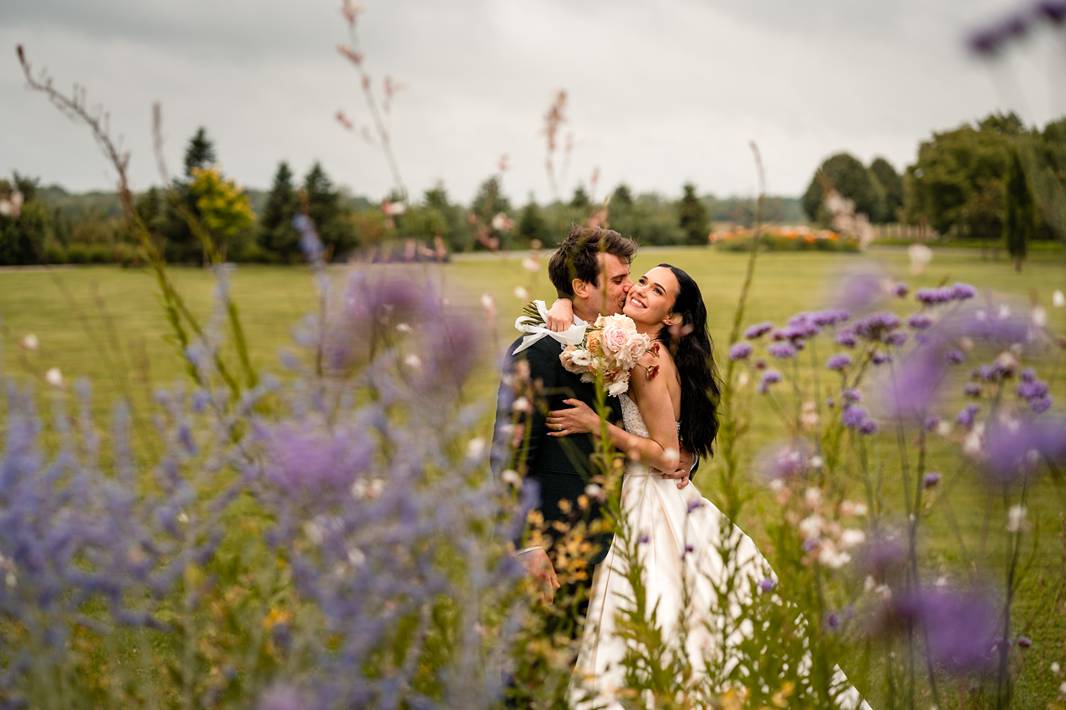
(803, 112), (1066, 263)
(0, 128), (806, 266)
(14, 112), (1062, 267)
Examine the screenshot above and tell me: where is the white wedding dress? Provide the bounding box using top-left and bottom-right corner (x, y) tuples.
(570, 394), (869, 709)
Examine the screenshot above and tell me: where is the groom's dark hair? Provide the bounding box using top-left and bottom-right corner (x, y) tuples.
(548, 226), (636, 298)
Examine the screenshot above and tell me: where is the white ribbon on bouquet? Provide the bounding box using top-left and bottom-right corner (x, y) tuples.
(512, 300), (588, 354)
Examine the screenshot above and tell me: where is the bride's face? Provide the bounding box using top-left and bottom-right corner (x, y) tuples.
(623, 266), (681, 327)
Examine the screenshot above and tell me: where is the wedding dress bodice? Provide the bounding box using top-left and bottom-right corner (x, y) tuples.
(618, 393), (649, 438)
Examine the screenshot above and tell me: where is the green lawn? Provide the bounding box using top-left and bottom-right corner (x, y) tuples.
(2, 246), (1065, 705)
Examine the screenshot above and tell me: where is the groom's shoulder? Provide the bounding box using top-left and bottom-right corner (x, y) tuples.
(504, 335), (563, 370)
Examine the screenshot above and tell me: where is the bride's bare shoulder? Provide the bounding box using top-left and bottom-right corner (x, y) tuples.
(633, 342), (676, 385)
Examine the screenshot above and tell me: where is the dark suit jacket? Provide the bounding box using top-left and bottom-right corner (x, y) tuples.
(491, 334), (622, 566)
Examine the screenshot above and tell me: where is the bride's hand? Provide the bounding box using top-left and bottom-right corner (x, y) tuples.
(545, 298), (574, 332)
(546, 398), (598, 436)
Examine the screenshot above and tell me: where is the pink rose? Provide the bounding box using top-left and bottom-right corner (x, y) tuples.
(626, 334), (650, 363)
(602, 325), (629, 354)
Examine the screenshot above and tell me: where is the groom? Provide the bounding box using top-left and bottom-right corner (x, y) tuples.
(491, 226), (636, 605)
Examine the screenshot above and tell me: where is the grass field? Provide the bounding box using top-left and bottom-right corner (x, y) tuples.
(2, 245), (1065, 705)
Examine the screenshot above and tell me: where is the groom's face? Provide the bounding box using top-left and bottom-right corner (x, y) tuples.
(594, 253), (633, 315)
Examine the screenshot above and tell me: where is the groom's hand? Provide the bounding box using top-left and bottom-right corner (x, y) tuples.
(518, 547), (560, 603)
(657, 448), (695, 489)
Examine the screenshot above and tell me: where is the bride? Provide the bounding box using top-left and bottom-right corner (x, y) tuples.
(545, 264), (867, 708)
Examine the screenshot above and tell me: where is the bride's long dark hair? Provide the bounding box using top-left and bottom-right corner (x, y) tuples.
(657, 264), (721, 460)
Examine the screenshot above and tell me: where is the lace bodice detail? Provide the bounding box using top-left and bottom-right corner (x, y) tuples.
(618, 393), (650, 438)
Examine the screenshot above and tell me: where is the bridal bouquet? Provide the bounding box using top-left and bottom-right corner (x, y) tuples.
(515, 303), (651, 395)
(564, 314), (651, 395)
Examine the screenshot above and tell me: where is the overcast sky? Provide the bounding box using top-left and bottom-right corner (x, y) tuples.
(2, 0), (1064, 203)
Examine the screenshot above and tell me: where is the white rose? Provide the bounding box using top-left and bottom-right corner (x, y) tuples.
(607, 377), (630, 396)
(570, 349), (593, 368)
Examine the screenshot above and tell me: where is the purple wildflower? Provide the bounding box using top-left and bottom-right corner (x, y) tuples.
(827, 353), (852, 371)
(853, 312), (901, 342)
(923, 472), (941, 488)
(729, 342), (753, 361)
(744, 322), (773, 340)
(758, 578), (777, 593)
(916, 287), (952, 306)
(835, 329), (858, 348)
(946, 349), (965, 365)
(857, 535), (907, 582)
(908, 314), (934, 330)
(842, 388), (862, 404)
(882, 342), (950, 420)
(1030, 396), (1052, 414)
(1037, 0), (1066, 24)
(811, 309), (850, 327)
(885, 331), (908, 347)
(924, 416), (941, 432)
(843, 406), (877, 434)
(951, 305), (1031, 347)
(833, 269), (887, 313)
(916, 283), (975, 306)
(756, 440), (814, 481)
(892, 282), (909, 298)
(968, 27), (1002, 56)
(258, 684), (312, 710)
(956, 404), (979, 429)
(1017, 635), (1032, 649)
(686, 499), (704, 514)
(979, 417), (1066, 485)
(769, 342), (797, 359)
(261, 421), (373, 495)
(882, 586), (1001, 675)
(1017, 374), (1051, 414)
(758, 369), (782, 394)
(871, 351), (892, 365)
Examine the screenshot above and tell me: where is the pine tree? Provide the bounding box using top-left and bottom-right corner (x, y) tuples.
(303, 162), (353, 257)
(570, 185), (590, 210)
(1004, 148), (1034, 273)
(424, 183), (470, 252)
(183, 127), (216, 177)
(517, 195), (548, 244)
(869, 158), (903, 223)
(260, 162), (300, 262)
(611, 183), (634, 208)
(677, 182), (709, 246)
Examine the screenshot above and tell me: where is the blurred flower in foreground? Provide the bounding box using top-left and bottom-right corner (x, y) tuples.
(19, 334), (38, 351)
(44, 367), (63, 387)
(755, 440), (816, 483)
(259, 420), (373, 496)
(977, 416), (1066, 485)
(907, 244), (932, 274)
(831, 267), (887, 314)
(873, 585), (1000, 675)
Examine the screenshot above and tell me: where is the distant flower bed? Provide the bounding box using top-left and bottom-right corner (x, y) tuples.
(711, 226), (861, 253)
